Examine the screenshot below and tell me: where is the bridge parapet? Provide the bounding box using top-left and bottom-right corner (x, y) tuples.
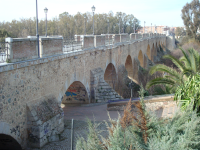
(120, 34), (129, 42)
(4, 33), (166, 63)
(112, 34), (121, 44)
(94, 35), (106, 47)
(82, 36), (94, 49)
(5, 37), (63, 62)
(39, 37), (63, 57)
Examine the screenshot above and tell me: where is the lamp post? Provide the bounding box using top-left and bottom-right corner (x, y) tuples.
(155, 25), (157, 33)
(151, 23), (152, 33)
(144, 21), (146, 33)
(44, 7), (48, 37)
(84, 14), (86, 35)
(36, 0), (40, 58)
(119, 12), (122, 34)
(91, 5), (95, 35)
(134, 20), (136, 33)
(123, 22), (125, 33)
(107, 19), (109, 34)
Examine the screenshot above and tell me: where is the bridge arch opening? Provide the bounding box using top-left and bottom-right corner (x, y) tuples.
(0, 134), (22, 150)
(147, 45), (151, 60)
(156, 42), (158, 52)
(152, 43), (155, 61)
(104, 63), (117, 89)
(125, 55), (134, 79)
(138, 50), (144, 67)
(62, 81), (89, 104)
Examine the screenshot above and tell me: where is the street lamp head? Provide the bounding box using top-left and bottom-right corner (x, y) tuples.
(91, 5), (95, 12)
(44, 7), (48, 14)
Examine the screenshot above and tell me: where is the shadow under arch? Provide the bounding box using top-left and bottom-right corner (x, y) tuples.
(62, 81), (89, 104)
(147, 44), (151, 60)
(138, 50), (144, 67)
(104, 63), (117, 89)
(152, 43), (155, 61)
(0, 134), (22, 150)
(156, 42), (158, 52)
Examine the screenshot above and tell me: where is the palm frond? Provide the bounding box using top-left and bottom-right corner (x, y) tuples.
(146, 77), (175, 89)
(163, 54), (185, 72)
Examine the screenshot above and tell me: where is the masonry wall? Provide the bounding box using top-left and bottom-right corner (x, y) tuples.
(166, 35), (176, 50)
(95, 35), (105, 47)
(40, 37), (63, 57)
(113, 35), (120, 44)
(0, 36), (166, 149)
(6, 38), (38, 62)
(83, 36), (94, 49)
(107, 94), (177, 118)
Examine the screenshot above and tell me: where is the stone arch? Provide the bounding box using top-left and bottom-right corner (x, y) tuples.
(62, 81), (89, 104)
(0, 122), (22, 149)
(138, 50), (144, 67)
(104, 63), (117, 89)
(147, 44), (151, 60)
(125, 55), (134, 79)
(0, 134), (22, 150)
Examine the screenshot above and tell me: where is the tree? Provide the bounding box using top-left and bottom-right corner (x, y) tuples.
(181, 0), (200, 39)
(0, 29), (11, 41)
(175, 27), (186, 37)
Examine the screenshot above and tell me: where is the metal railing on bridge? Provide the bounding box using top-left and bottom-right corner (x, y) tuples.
(0, 42), (9, 63)
(63, 38), (83, 53)
(62, 33), (166, 53)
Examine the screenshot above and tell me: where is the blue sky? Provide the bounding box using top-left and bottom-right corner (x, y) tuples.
(1, 0), (191, 27)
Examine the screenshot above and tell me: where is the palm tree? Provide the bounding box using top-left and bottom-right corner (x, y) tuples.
(146, 48), (200, 93)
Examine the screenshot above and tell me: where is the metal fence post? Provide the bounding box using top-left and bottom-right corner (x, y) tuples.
(71, 119), (74, 150)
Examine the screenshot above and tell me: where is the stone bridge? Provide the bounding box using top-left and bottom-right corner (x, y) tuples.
(0, 33), (175, 149)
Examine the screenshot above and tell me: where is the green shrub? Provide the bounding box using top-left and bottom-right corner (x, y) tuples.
(174, 72), (200, 114)
(76, 88), (200, 149)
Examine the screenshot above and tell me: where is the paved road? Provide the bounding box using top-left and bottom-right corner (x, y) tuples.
(62, 103), (124, 121)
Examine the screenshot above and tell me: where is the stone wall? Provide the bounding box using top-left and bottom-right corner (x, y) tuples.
(40, 37), (63, 57)
(136, 34), (142, 39)
(166, 35), (176, 50)
(94, 35), (105, 47)
(6, 37), (38, 62)
(120, 34), (129, 42)
(5, 37), (63, 62)
(113, 34), (120, 44)
(82, 36), (94, 49)
(27, 95), (64, 148)
(107, 94), (177, 118)
(130, 33), (136, 41)
(0, 35), (166, 149)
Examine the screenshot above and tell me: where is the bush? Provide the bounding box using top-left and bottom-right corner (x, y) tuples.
(174, 73), (200, 114)
(76, 87), (200, 149)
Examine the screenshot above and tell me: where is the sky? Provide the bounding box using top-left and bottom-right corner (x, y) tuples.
(0, 0), (192, 27)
